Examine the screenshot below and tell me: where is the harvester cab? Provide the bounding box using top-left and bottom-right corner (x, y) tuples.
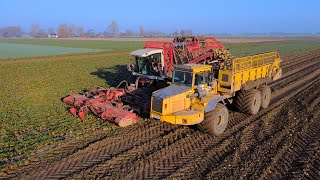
(127, 36), (226, 87)
(128, 48), (165, 80)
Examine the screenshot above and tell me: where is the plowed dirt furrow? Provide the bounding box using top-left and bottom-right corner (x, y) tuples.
(120, 131), (216, 179)
(241, 82), (320, 179)
(259, 95), (320, 179)
(260, 121), (319, 180)
(271, 70), (320, 104)
(6, 122), (180, 179)
(2, 49), (320, 179)
(165, 124), (254, 179)
(115, 75), (320, 179)
(71, 110), (248, 178)
(171, 76), (319, 180)
(165, 135), (240, 179)
(1, 120), (168, 177)
(298, 144), (320, 180)
(282, 56), (320, 73)
(209, 117), (303, 180)
(281, 49), (320, 70)
(205, 78), (319, 180)
(203, 101), (287, 179)
(70, 127), (195, 179)
(270, 60), (320, 89)
(281, 48), (320, 63)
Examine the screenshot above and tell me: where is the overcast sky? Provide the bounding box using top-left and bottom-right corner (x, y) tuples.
(1, 0), (319, 34)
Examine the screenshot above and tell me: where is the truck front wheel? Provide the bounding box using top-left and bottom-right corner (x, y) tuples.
(197, 103), (229, 135)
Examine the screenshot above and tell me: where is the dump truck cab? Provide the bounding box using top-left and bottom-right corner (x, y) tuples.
(129, 48), (165, 80)
(150, 64), (226, 128)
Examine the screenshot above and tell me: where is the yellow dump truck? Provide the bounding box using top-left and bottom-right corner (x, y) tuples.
(150, 51), (282, 135)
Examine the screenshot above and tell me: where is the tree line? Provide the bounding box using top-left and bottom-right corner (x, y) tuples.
(0, 21), (193, 38)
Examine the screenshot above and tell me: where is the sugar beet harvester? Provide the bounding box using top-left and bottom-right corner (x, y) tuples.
(62, 36), (227, 126)
(62, 36), (282, 135)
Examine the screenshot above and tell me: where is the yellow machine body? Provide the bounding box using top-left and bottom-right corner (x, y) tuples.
(150, 51), (281, 125)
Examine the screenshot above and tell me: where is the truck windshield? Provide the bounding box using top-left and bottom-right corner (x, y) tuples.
(173, 70), (192, 86)
(135, 53), (161, 76)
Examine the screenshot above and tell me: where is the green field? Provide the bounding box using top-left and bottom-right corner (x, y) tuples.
(0, 38), (144, 52)
(0, 43), (107, 59)
(0, 38), (320, 168)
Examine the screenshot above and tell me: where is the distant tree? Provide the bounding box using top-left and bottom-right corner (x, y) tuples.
(108, 20), (119, 37)
(0, 26), (22, 37)
(77, 26), (85, 37)
(139, 25), (144, 37)
(85, 29), (95, 38)
(38, 29), (48, 38)
(48, 27), (55, 34)
(124, 29), (134, 37)
(144, 30), (166, 38)
(68, 24), (76, 37)
(181, 29), (192, 36)
(173, 30), (180, 37)
(185, 30), (193, 36)
(58, 24), (69, 38)
(30, 24), (40, 37)
(57, 24), (76, 38)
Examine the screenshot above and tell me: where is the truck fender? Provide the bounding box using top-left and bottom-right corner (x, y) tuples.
(204, 95), (226, 113)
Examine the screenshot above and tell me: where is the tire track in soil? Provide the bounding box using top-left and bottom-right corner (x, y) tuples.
(270, 59), (320, 89)
(205, 78), (320, 180)
(259, 92), (320, 179)
(281, 48), (320, 63)
(114, 68), (320, 179)
(70, 127), (195, 179)
(165, 66), (320, 179)
(293, 141), (320, 180)
(2, 122), (181, 179)
(39, 122), (180, 180)
(2, 49), (320, 179)
(163, 120), (256, 179)
(239, 81), (320, 179)
(260, 121), (320, 180)
(281, 49), (320, 71)
(282, 56), (320, 73)
(1, 121), (165, 177)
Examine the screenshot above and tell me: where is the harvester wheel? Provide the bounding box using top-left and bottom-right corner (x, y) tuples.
(197, 103), (229, 135)
(235, 89), (261, 114)
(258, 85), (271, 108)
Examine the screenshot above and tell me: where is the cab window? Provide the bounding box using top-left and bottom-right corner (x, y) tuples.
(173, 70), (192, 86)
(194, 71), (210, 86)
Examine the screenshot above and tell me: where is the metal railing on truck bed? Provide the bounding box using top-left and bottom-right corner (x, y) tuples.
(232, 51), (280, 73)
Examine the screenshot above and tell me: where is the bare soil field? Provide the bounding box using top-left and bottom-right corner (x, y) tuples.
(1, 49), (319, 179)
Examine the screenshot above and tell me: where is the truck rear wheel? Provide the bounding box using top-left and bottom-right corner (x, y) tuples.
(197, 103), (229, 135)
(235, 89), (261, 114)
(259, 85), (271, 108)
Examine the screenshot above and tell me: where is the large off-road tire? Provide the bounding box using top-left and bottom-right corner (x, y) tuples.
(197, 103), (229, 135)
(258, 85), (271, 108)
(235, 89), (261, 114)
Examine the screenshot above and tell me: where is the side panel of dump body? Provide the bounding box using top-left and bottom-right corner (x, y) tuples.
(218, 51), (281, 96)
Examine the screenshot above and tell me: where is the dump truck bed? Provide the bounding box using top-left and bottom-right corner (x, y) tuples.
(217, 51), (281, 96)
